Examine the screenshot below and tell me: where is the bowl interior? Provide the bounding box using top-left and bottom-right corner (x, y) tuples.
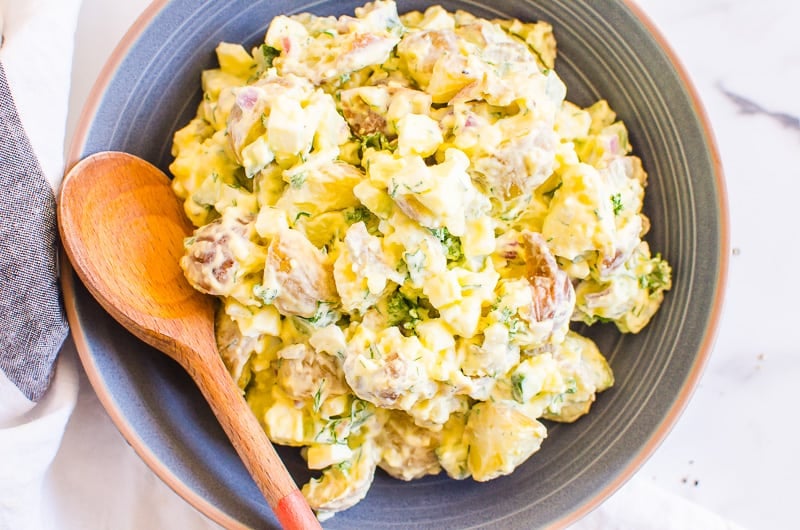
(66, 0), (726, 528)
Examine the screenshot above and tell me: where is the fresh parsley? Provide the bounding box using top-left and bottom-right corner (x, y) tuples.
(315, 398), (372, 444)
(344, 205), (374, 225)
(299, 302), (339, 328)
(497, 305), (523, 336)
(638, 253), (672, 294)
(429, 227), (464, 263)
(294, 211), (311, 223)
(313, 379), (326, 413)
(289, 171), (306, 189)
(334, 459), (352, 472)
(386, 290), (421, 333)
(260, 44), (280, 68)
(253, 284), (278, 305)
(360, 131), (395, 153)
(511, 373), (526, 404)
(611, 193), (624, 216)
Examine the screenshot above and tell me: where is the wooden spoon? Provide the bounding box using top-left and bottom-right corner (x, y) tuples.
(58, 151), (321, 530)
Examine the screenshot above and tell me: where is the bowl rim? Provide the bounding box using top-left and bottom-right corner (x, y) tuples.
(61, 1), (730, 528)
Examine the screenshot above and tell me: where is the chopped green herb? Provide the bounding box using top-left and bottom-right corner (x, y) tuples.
(585, 314), (615, 325)
(253, 284), (278, 305)
(385, 15), (403, 34)
(289, 172), (306, 189)
(386, 290), (421, 333)
(232, 167), (253, 191)
(549, 393), (564, 411)
(506, 317), (523, 336)
(403, 249), (426, 279)
(511, 373), (526, 404)
(299, 302), (339, 328)
(317, 417), (344, 444)
(350, 399), (372, 431)
(347, 399), (372, 431)
(388, 180), (399, 198)
(368, 344), (381, 359)
(360, 131), (395, 153)
(611, 193), (624, 216)
(496, 305), (524, 335)
(541, 180), (563, 200)
(344, 205), (374, 225)
(294, 211), (311, 222)
(334, 460), (352, 472)
(260, 44), (280, 68)
(638, 253), (672, 294)
(499, 306), (515, 322)
(316, 398), (372, 444)
(429, 227), (464, 263)
(313, 379), (326, 412)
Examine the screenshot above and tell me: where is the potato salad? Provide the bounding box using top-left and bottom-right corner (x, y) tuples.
(170, 0), (672, 520)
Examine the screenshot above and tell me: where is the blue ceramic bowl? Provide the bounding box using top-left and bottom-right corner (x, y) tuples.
(64, 1), (728, 528)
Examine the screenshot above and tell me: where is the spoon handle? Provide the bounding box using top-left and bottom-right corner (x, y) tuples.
(182, 343), (322, 530)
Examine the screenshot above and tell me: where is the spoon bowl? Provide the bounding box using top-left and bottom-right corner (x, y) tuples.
(57, 151), (320, 530)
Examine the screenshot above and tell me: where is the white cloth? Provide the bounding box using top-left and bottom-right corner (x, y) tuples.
(573, 476), (747, 530)
(0, 0), (748, 529)
(0, 0), (82, 528)
(0, 345), (78, 530)
(0, 0), (82, 190)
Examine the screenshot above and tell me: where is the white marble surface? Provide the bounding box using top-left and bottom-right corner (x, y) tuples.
(49, 0), (800, 528)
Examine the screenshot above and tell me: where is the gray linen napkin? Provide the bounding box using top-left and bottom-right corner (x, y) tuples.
(0, 61), (68, 402)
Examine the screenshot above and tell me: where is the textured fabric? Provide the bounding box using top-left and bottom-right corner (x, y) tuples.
(0, 61), (68, 402)
(1, 345), (78, 530)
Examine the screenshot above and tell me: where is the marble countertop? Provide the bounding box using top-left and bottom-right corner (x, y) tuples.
(50, 0), (800, 528)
